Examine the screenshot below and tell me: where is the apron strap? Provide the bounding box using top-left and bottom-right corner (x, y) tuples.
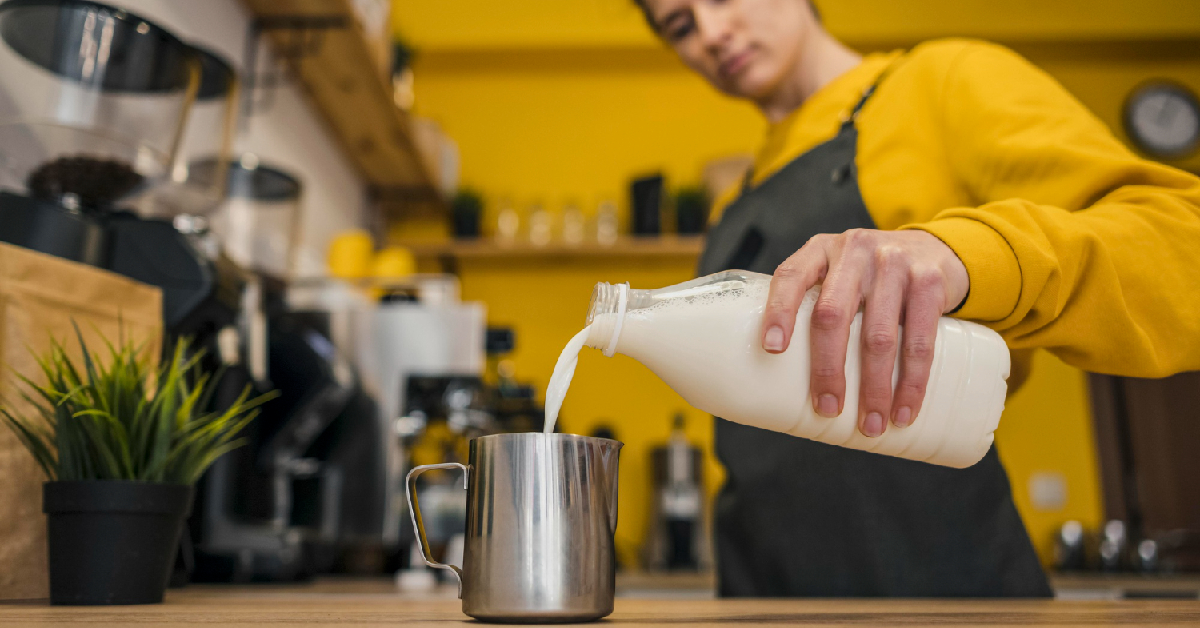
(742, 55), (909, 195)
(839, 54), (907, 131)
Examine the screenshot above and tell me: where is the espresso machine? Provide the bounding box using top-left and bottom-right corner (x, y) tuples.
(358, 277), (488, 565)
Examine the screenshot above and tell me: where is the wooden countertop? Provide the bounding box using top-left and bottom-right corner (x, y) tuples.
(2, 583), (1199, 627)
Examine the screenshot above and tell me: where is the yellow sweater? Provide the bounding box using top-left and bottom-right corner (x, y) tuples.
(721, 39), (1200, 384)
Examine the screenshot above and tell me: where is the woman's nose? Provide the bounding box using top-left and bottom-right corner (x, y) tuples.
(693, 3), (734, 53)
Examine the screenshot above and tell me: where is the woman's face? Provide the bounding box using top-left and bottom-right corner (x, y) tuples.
(643, 0), (813, 101)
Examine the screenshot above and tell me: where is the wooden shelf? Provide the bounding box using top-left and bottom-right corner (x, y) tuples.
(239, 0), (443, 207)
(396, 236), (705, 262)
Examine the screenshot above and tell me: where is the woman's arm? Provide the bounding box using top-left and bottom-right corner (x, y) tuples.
(914, 42), (1200, 376)
(761, 41), (1200, 438)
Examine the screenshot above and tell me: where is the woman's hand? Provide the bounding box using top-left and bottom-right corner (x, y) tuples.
(760, 229), (970, 437)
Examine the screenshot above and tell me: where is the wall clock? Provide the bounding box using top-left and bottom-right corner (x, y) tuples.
(1124, 81), (1200, 160)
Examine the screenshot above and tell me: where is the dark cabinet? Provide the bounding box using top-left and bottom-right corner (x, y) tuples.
(1089, 373), (1200, 570)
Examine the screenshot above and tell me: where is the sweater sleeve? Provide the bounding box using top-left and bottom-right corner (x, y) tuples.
(904, 42), (1200, 378)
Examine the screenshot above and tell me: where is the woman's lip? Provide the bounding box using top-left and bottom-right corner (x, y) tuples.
(719, 49), (753, 78)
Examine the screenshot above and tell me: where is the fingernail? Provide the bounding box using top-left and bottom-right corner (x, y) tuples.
(894, 406), (912, 428)
(862, 412), (884, 437)
(815, 394), (839, 418)
(763, 326), (785, 352)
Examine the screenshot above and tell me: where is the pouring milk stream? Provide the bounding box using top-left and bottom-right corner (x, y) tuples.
(544, 270), (1010, 468)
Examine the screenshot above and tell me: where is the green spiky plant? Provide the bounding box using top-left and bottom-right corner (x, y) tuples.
(1, 327), (275, 484)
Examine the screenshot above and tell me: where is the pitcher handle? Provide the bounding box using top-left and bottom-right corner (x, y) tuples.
(406, 462), (469, 597)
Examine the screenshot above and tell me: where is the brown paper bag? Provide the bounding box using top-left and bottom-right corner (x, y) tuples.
(0, 243), (162, 600)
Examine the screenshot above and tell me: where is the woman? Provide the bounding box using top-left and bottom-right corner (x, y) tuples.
(634, 0), (1200, 597)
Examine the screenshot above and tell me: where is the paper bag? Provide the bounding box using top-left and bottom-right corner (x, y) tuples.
(0, 243), (162, 600)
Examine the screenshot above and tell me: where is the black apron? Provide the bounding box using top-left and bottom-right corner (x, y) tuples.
(697, 72), (1052, 598)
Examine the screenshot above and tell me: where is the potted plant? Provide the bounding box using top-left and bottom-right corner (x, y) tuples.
(451, 188), (484, 239)
(673, 187), (710, 235)
(1, 330), (273, 605)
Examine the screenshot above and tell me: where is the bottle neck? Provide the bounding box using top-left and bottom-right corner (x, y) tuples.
(586, 315), (615, 352)
(585, 271), (767, 358)
(586, 282), (623, 326)
(585, 281), (633, 356)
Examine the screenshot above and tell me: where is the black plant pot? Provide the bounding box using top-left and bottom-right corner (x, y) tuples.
(674, 193), (709, 235)
(452, 204), (481, 239)
(451, 191), (483, 239)
(43, 480), (193, 605)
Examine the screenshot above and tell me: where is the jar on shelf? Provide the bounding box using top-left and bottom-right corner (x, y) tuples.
(527, 202), (552, 247)
(595, 199), (619, 246)
(560, 200), (585, 247)
(495, 197), (519, 245)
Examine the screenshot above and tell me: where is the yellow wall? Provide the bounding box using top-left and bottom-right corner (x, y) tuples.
(393, 0), (1200, 50)
(407, 47), (763, 232)
(391, 0), (1200, 567)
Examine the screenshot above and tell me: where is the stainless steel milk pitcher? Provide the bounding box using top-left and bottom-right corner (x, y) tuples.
(406, 433), (623, 623)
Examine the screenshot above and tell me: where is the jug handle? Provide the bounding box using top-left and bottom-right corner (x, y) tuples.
(406, 463), (469, 597)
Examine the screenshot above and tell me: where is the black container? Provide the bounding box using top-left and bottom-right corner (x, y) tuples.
(43, 480), (193, 605)
(451, 191), (483, 239)
(674, 189), (709, 235)
(630, 174), (664, 236)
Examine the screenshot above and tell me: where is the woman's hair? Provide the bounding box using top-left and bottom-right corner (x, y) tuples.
(633, 0), (820, 32)
(631, 0), (656, 28)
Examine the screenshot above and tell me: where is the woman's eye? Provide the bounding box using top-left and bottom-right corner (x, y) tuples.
(666, 18), (695, 42)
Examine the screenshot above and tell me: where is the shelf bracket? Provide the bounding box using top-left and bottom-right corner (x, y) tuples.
(241, 14), (351, 119)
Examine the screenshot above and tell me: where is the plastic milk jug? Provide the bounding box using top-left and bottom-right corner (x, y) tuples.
(553, 270), (1010, 469)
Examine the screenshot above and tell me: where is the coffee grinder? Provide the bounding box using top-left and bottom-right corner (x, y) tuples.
(178, 160), (399, 581)
(136, 43), (239, 224)
(0, 0), (245, 339)
(0, 0), (199, 248)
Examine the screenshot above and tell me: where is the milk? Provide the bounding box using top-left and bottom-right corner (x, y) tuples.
(544, 328), (589, 434)
(545, 270), (1010, 468)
